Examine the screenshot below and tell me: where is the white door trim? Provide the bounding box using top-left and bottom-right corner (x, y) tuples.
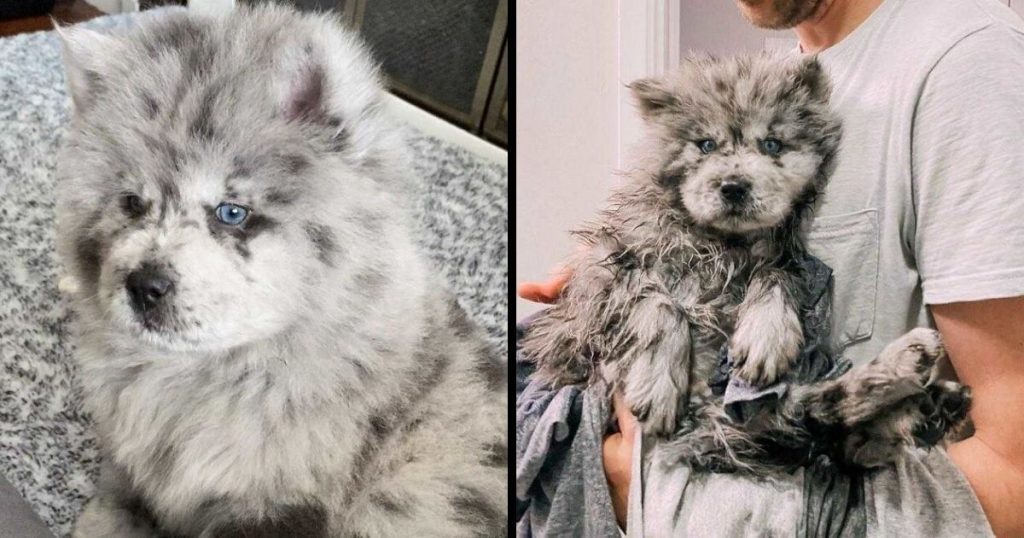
(616, 0), (681, 172)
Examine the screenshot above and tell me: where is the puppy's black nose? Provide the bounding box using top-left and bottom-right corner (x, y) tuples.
(720, 179), (751, 203)
(126, 265), (174, 311)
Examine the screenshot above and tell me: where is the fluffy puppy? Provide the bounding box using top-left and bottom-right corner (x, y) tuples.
(55, 6), (505, 537)
(520, 53), (969, 472)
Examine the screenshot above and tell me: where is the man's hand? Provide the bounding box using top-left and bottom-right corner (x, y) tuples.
(932, 296), (1024, 537)
(604, 392), (637, 530)
(517, 268), (571, 304)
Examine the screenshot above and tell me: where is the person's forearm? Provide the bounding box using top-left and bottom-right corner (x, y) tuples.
(948, 435), (1024, 537)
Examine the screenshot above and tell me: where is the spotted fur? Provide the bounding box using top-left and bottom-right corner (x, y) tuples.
(520, 53), (969, 473)
(55, 5), (505, 537)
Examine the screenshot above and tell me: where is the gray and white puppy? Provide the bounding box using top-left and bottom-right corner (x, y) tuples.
(520, 54), (969, 472)
(55, 6), (505, 537)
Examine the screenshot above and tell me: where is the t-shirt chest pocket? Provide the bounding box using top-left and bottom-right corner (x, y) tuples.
(806, 209), (880, 353)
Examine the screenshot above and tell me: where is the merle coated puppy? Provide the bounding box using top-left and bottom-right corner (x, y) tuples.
(520, 53), (970, 473)
(55, 6), (505, 537)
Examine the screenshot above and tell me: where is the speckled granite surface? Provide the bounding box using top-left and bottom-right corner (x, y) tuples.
(0, 10), (507, 537)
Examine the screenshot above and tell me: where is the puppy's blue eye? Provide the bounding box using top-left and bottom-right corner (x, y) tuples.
(697, 139), (717, 154)
(215, 203), (249, 226)
(761, 138), (783, 156)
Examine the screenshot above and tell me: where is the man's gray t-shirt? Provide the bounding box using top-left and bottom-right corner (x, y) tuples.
(808, 0), (1024, 364)
(635, 0), (1024, 534)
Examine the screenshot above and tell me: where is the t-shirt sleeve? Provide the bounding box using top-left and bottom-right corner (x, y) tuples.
(912, 24), (1024, 305)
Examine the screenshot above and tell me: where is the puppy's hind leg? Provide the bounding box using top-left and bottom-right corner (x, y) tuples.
(786, 328), (971, 468)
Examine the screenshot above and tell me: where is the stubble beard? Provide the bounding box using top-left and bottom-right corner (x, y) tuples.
(735, 0), (826, 29)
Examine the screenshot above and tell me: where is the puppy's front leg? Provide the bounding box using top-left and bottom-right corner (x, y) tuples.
(619, 295), (692, 436)
(730, 269), (803, 386)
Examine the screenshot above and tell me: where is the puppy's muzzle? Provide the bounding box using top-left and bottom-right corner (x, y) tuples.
(126, 263), (175, 315)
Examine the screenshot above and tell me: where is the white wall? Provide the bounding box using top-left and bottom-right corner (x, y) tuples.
(680, 2), (793, 55)
(515, 1), (621, 320)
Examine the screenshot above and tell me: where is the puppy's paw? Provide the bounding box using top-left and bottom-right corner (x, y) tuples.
(627, 388), (682, 437)
(729, 295), (802, 386)
(913, 380), (972, 446)
(874, 327), (946, 385)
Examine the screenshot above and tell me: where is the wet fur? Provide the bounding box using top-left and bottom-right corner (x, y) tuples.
(519, 54), (970, 473)
(56, 6), (505, 537)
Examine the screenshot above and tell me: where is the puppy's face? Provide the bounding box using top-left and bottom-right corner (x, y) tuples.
(55, 12), (401, 353)
(631, 54), (841, 235)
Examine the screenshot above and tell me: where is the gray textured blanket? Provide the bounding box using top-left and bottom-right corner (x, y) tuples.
(0, 10), (507, 538)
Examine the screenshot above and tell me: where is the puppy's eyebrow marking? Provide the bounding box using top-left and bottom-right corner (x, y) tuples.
(265, 188), (296, 205)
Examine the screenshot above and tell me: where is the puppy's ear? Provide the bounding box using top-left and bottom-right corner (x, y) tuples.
(55, 24), (118, 113)
(629, 77), (679, 121)
(792, 55), (830, 102)
(282, 59), (330, 124)
(276, 45), (358, 154)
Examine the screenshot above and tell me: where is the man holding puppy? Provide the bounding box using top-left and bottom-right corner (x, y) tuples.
(519, 0), (1024, 535)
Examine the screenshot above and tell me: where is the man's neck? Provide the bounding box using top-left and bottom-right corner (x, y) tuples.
(794, 0), (884, 53)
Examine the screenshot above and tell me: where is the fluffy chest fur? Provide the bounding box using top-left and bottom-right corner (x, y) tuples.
(77, 332), (412, 520)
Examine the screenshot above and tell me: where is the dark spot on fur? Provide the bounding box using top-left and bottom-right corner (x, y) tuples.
(244, 213), (277, 235)
(351, 208), (385, 235)
(729, 123), (743, 144)
(157, 180), (179, 220)
(327, 116), (349, 152)
(475, 351), (506, 392)
(346, 350), (450, 500)
(450, 485), (504, 535)
(75, 235), (103, 286)
(303, 222), (338, 266)
(482, 442), (507, 467)
(141, 93), (159, 119)
(360, 155), (383, 172)
(369, 414), (388, 438)
(368, 491), (413, 515)
(281, 153), (310, 174)
(265, 188), (296, 205)
(353, 269), (388, 296)
(227, 155), (252, 180)
(189, 106), (215, 141)
(210, 502), (329, 538)
(120, 493), (161, 530)
(448, 298), (475, 338)
(349, 356), (372, 381)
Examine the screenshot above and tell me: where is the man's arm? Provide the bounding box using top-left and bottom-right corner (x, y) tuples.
(933, 297), (1024, 537)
